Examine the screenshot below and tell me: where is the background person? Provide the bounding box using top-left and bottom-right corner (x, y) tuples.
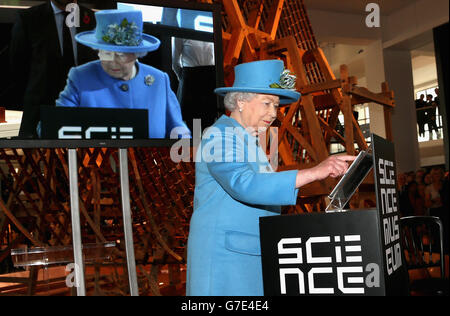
(415, 94), (427, 138)
(10, 0), (96, 138)
(425, 167), (445, 219)
(171, 9), (217, 132)
(425, 94), (440, 139)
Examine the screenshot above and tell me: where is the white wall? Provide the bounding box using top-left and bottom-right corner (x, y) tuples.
(383, 0), (449, 48)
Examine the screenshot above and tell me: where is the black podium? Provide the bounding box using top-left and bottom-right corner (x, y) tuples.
(259, 134), (410, 296)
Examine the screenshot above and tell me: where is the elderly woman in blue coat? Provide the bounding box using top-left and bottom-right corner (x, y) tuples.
(56, 9), (190, 138)
(186, 59), (356, 296)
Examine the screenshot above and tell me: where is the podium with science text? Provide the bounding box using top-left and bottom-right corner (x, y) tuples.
(259, 134), (410, 296)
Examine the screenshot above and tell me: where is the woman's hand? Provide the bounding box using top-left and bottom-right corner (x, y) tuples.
(295, 155), (357, 188)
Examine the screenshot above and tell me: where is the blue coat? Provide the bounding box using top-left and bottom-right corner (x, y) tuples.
(56, 60), (190, 138)
(186, 115), (299, 296)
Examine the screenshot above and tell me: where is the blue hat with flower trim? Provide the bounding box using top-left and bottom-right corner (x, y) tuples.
(214, 59), (300, 105)
(75, 9), (160, 53)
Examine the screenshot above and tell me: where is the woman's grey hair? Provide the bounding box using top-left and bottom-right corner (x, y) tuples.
(223, 92), (258, 112)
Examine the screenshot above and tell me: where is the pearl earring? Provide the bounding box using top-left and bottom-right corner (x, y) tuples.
(239, 107), (243, 112)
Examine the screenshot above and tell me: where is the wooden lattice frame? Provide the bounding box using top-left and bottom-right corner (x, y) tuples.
(0, 148), (195, 295)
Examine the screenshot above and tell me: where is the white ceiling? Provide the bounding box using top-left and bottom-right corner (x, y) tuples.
(303, 0), (418, 15)
(305, 0), (438, 90)
(322, 40), (437, 91)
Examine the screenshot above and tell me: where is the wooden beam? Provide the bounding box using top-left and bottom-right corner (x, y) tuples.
(0, 210), (6, 242)
(0, 197), (43, 246)
(264, 0), (285, 40)
(278, 137), (296, 166)
(298, 180), (336, 197)
(278, 101), (300, 139)
(222, 0), (247, 30)
(247, 1), (264, 29)
(312, 94), (338, 110)
(349, 86), (394, 107)
(223, 29), (245, 66)
(222, 0), (249, 65)
(314, 93), (374, 110)
(311, 48), (338, 81)
(277, 111), (318, 162)
(222, 31), (232, 41)
(0, 107), (5, 123)
(222, 0), (273, 64)
(0, 277), (31, 283)
(298, 79), (342, 94)
(340, 65), (355, 155)
(309, 48), (343, 147)
(317, 116), (346, 145)
(276, 104), (297, 166)
(308, 56), (367, 151)
(301, 94), (328, 161)
(382, 82), (394, 141)
(302, 50), (316, 64)
(27, 267), (39, 296)
(278, 38), (328, 162)
(341, 94), (355, 155)
(353, 122), (369, 150)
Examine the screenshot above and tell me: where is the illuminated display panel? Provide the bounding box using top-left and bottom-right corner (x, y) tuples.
(0, 0), (223, 148)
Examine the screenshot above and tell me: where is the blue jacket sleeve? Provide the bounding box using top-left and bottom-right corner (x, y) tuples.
(205, 128), (299, 206)
(56, 68), (80, 107)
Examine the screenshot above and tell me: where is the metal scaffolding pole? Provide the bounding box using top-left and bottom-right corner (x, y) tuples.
(119, 148), (139, 296)
(68, 148), (86, 296)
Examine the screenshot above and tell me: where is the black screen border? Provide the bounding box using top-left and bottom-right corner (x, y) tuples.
(0, 138), (181, 149)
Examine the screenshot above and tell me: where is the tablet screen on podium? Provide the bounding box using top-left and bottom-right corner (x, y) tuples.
(326, 149), (373, 212)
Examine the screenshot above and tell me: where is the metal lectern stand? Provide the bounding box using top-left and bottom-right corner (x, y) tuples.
(118, 148), (139, 296)
(68, 149), (85, 296)
(68, 148), (139, 296)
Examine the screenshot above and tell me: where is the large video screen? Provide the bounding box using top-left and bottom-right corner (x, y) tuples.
(0, 0), (224, 147)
